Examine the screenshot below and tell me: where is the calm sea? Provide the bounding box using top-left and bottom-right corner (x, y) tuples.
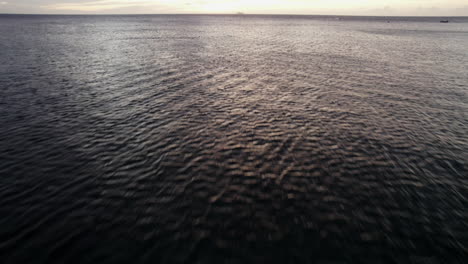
(1, 14), (467, 263)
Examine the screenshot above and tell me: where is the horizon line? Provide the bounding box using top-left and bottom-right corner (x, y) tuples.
(0, 13), (466, 17)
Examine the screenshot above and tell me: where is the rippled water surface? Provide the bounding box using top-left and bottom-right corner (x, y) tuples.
(1, 15), (468, 263)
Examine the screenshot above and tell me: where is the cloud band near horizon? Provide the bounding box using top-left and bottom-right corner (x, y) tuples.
(0, 0), (467, 16)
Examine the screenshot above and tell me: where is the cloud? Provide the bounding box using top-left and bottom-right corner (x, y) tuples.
(1, 0), (468, 15)
(364, 4), (468, 16)
(41, 0), (205, 13)
(45, 1), (155, 11)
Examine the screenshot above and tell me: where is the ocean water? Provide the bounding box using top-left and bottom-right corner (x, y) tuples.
(0, 15), (467, 263)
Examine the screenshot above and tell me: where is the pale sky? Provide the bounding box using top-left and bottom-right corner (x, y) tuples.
(0, 0), (467, 16)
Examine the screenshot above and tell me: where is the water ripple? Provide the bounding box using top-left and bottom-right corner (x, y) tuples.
(1, 15), (468, 263)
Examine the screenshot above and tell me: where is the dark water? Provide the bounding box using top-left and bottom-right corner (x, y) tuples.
(1, 15), (468, 263)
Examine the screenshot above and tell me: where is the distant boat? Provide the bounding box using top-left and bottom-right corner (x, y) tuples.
(440, 20), (449, 23)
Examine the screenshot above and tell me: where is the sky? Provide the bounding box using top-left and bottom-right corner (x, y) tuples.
(0, 0), (467, 16)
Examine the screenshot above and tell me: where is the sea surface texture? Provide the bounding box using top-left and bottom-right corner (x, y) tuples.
(0, 15), (467, 263)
